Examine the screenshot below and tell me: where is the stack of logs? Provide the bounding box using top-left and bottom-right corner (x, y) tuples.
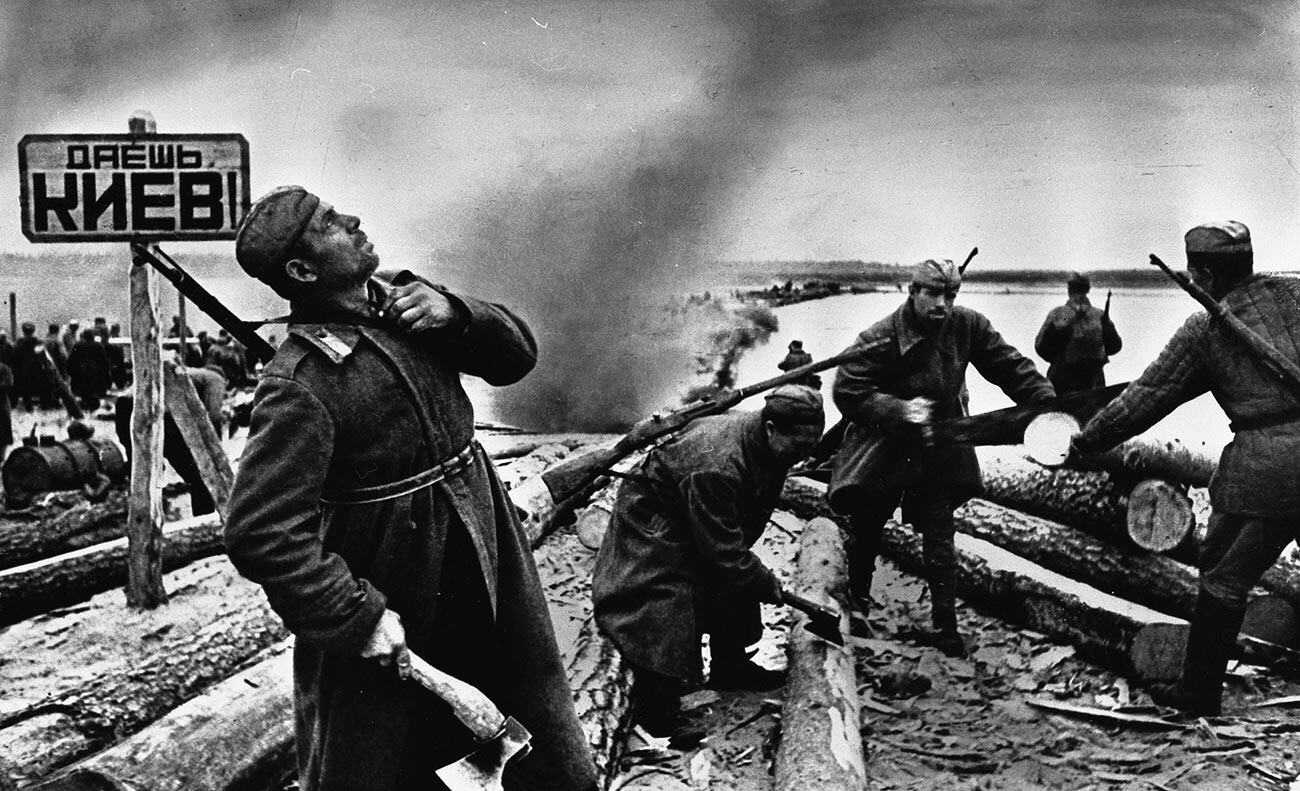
(782, 435), (1300, 680)
(0, 436), (628, 791)
(9, 429), (1300, 790)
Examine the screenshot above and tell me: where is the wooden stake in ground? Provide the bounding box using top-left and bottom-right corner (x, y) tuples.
(775, 516), (865, 791)
(125, 110), (167, 609)
(163, 361), (234, 518)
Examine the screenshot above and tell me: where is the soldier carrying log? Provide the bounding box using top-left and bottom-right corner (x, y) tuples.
(828, 258), (1056, 657)
(1069, 221), (1300, 717)
(223, 186), (597, 791)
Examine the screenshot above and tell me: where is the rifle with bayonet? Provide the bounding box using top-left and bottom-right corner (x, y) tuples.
(1149, 253), (1300, 402)
(537, 348), (863, 511)
(131, 243), (277, 364)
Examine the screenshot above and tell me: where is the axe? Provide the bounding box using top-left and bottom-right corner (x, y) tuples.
(781, 590), (845, 646)
(408, 652), (532, 791)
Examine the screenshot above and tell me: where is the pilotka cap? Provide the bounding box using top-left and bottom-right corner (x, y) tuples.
(235, 186), (321, 281)
(764, 384), (825, 425)
(911, 258), (962, 290)
(1185, 221), (1252, 256)
(1067, 271), (1091, 291)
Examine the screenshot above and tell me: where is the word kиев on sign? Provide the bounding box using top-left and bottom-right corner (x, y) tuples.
(18, 133), (250, 243)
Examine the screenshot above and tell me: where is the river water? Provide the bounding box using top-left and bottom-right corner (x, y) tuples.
(731, 286), (1233, 458)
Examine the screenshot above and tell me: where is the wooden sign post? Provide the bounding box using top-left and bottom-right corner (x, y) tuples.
(125, 110), (167, 609)
(18, 115), (250, 610)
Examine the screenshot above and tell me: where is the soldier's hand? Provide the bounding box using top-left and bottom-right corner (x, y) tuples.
(900, 397), (934, 424)
(381, 282), (459, 333)
(361, 608), (412, 680)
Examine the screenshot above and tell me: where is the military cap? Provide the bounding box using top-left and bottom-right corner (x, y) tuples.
(763, 384), (825, 425)
(788, 339), (803, 350)
(235, 186), (321, 282)
(1067, 271), (1090, 291)
(1185, 221), (1252, 256)
(911, 258), (961, 290)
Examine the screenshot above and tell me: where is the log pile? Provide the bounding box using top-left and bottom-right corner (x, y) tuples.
(786, 427), (1300, 681)
(0, 441), (633, 791)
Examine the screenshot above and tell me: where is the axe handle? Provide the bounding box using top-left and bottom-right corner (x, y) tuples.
(408, 652), (507, 741)
(781, 589), (832, 618)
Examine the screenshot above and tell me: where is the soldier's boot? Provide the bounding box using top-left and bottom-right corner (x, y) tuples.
(1149, 591), (1245, 717)
(708, 643), (785, 691)
(846, 513), (884, 638)
(919, 511), (967, 658)
(629, 665), (705, 749)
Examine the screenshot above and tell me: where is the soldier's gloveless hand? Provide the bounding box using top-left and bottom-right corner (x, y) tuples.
(360, 608), (412, 679)
(382, 281), (459, 333)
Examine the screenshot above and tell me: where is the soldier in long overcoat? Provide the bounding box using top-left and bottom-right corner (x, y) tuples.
(1072, 221), (1300, 717)
(829, 258), (1054, 656)
(592, 386), (824, 745)
(223, 186), (597, 791)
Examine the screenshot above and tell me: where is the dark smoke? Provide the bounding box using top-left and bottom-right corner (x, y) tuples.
(429, 0), (888, 432)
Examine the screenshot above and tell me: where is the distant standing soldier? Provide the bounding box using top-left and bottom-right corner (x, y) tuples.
(44, 323), (67, 377)
(60, 320), (80, 356)
(1034, 272), (1122, 393)
(68, 329), (111, 411)
(1070, 221), (1300, 717)
(830, 258), (1055, 657)
(106, 324), (129, 388)
(777, 339), (820, 388)
(13, 322), (47, 411)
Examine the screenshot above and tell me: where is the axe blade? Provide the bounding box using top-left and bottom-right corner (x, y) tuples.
(802, 605), (846, 647)
(435, 716), (532, 791)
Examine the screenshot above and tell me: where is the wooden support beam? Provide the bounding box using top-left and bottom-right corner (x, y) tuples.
(163, 362), (233, 519)
(125, 110), (166, 610)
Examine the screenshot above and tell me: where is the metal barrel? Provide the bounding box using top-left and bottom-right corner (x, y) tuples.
(2, 437), (127, 509)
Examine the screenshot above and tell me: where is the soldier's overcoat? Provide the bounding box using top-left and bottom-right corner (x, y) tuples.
(591, 411), (785, 681)
(225, 277), (595, 791)
(828, 302), (1054, 513)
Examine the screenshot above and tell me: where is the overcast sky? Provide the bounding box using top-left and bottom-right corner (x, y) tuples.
(2, 0), (1296, 275)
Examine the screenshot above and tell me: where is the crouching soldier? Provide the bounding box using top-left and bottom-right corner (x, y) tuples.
(592, 385), (825, 747)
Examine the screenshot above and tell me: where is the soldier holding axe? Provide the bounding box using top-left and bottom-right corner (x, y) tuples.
(223, 187), (596, 791)
(1070, 221), (1300, 717)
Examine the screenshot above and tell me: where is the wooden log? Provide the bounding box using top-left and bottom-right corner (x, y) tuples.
(479, 432), (621, 462)
(163, 362), (234, 520)
(774, 516), (865, 791)
(0, 596), (288, 785)
(780, 478), (1186, 679)
(0, 513), (222, 626)
(494, 443), (571, 492)
(30, 644), (295, 791)
(531, 483), (631, 780)
(979, 451), (1197, 554)
(0, 491), (128, 571)
(1073, 437), (1217, 489)
(952, 498), (1204, 620)
(1126, 479), (1194, 553)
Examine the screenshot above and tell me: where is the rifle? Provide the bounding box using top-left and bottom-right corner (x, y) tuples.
(959, 246), (979, 275)
(1149, 254), (1300, 402)
(538, 348), (863, 510)
(130, 243), (277, 364)
(1103, 289), (1112, 322)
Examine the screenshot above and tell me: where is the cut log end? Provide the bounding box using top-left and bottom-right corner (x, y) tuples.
(1126, 479), (1195, 553)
